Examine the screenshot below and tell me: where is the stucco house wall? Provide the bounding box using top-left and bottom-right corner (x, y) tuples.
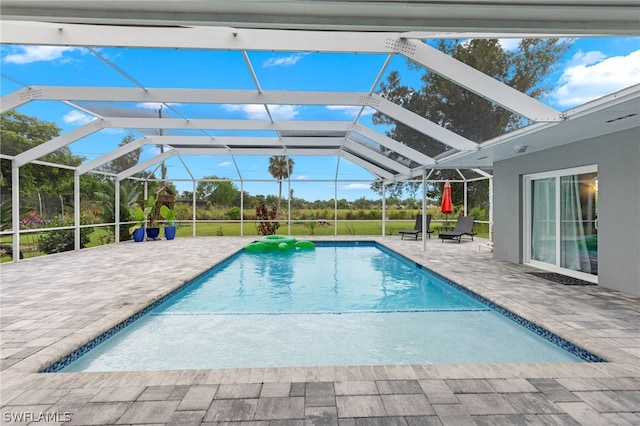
(493, 127), (640, 297)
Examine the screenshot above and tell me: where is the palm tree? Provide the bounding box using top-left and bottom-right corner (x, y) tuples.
(268, 155), (294, 211)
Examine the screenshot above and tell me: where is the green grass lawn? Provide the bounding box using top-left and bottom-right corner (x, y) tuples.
(176, 219), (489, 238)
(1, 220), (490, 262)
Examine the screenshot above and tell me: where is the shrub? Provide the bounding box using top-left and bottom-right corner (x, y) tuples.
(37, 216), (93, 254)
(305, 212), (317, 235)
(255, 201), (279, 235)
(195, 208), (216, 220)
(174, 202), (192, 220)
(224, 207), (241, 220)
(469, 207), (488, 220)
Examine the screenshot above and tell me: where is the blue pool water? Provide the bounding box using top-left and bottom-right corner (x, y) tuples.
(60, 243), (589, 372)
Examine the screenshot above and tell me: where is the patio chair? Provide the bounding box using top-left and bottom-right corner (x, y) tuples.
(399, 214), (433, 240)
(438, 216), (477, 243)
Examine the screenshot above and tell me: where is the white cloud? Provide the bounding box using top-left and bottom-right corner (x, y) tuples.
(137, 102), (164, 110)
(498, 38), (521, 51)
(222, 104), (300, 120)
(552, 50), (640, 107)
(217, 161), (232, 167)
(565, 50), (606, 67)
(263, 53), (306, 68)
(62, 110), (95, 125)
(3, 46), (80, 64)
(136, 102), (181, 111)
(296, 175), (309, 180)
(341, 183), (370, 191)
(269, 105), (300, 120)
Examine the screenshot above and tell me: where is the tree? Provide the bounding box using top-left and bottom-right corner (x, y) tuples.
(99, 133), (141, 175)
(1, 111), (85, 196)
(268, 155), (294, 211)
(372, 38), (570, 206)
(196, 175), (239, 207)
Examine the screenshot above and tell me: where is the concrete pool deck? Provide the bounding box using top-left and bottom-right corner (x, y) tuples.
(1, 236), (638, 425)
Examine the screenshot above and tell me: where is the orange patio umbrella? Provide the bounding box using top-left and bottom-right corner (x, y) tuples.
(441, 181), (453, 226)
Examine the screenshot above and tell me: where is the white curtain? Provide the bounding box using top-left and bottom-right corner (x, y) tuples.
(561, 175), (591, 273)
(531, 178), (556, 264)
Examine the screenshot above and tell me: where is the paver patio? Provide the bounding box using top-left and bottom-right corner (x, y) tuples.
(1, 236), (639, 425)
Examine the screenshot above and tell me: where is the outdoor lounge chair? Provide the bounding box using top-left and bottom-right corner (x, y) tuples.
(399, 214), (433, 240)
(438, 216), (477, 243)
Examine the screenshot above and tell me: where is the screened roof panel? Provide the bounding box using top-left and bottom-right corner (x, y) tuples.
(345, 132), (378, 150)
(2, 45), (138, 87)
(177, 154), (240, 181)
(206, 130), (280, 137)
(72, 101), (169, 118)
(2, 18), (638, 188)
(145, 129), (213, 137)
(12, 101), (92, 134)
(248, 51), (390, 92)
(279, 130), (347, 138)
(66, 130), (133, 164)
(341, 148), (399, 176)
(336, 157), (378, 181)
(288, 156), (340, 181)
(233, 156), (280, 180)
(345, 133), (418, 170)
(365, 111), (452, 159)
(97, 48), (257, 90)
(72, 102), (277, 121)
(0, 76), (23, 95)
(155, 156), (195, 182)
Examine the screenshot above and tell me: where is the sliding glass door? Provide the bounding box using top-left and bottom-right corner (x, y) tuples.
(525, 166), (598, 282)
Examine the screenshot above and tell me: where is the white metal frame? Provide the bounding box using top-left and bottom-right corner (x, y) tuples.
(1, 15), (636, 262)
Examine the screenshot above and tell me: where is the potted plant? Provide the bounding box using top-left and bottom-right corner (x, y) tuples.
(144, 195), (160, 240)
(159, 204), (177, 240)
(128, 205), (151, 242)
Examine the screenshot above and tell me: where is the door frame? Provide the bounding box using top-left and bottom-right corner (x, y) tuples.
(523, 165), (598, 283)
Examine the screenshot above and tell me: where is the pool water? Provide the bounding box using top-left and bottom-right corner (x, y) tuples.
(61, 243), (585, 371)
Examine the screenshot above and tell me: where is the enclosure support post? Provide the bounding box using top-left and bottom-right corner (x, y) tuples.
(381, 182), (386, 236)
(115, 179), (121, 243)
(489, 176), (494, 242)
(143, 181), (148, 229)
(240, 179), (244, 237)
(464, 181), (468, 216)
(287, 176), (291, 236)
(422, 169), (427, 252)
(334, 179), (338, 236)
(192, 180), (197, 237)
(74, 171), (80, 251)
(11, 160), (20, 262)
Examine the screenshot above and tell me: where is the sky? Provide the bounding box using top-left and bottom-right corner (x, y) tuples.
(1, 36), (639, 201)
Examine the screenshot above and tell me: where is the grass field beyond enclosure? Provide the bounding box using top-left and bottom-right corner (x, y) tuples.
(0, 220), (489, 262)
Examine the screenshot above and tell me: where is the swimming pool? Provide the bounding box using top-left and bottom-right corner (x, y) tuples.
(53, 242), (601, 372)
